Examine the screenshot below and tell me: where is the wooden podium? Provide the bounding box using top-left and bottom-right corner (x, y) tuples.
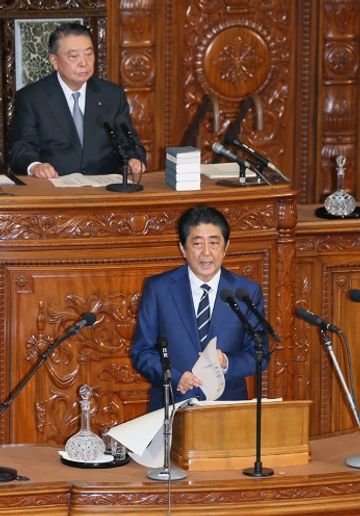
(171, 400), (312, 471)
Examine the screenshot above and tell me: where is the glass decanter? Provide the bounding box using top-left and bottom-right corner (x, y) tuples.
(324, 155), (356, 216)
(65, 384), (105, 462)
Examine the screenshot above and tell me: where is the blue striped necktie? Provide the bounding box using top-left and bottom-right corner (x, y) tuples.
(197, 284), (211, 348)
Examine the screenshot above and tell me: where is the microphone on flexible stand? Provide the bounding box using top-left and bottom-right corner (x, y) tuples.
(0, 312), (97, 481)
(295, 308), (360, 441)
(295, 307), (342, 334)
(235, 288), (280, 343)
(147, 336), (187, 482)
(120, 123), (146, 161)
(102, 121), (143, 193)
(220, 289), (274, 478)
(220, 289), (263, 344)
(212, 142), (271, 186)
(225, 137), (290, 183)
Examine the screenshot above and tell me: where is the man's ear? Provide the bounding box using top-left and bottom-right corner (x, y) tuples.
(179, 242), (186, 258)
(48, 54), (57, 70)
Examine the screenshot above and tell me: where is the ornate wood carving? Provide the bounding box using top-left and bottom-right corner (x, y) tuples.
(316, 0), (360, 201)
(118, 0), (156, 169)
(173, 1), (294, 171)
(296, 208), (360, 436)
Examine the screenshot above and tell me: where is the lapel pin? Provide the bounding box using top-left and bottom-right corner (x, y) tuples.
(97, 101), (102, 107)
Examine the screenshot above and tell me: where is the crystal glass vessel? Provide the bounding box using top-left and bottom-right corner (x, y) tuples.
(324, 155), (356, 216)
(65, 384), (105, 462)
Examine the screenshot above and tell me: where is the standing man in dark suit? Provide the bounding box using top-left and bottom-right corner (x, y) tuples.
(131, 205), (270, 411)
(9, 22), (146, 179)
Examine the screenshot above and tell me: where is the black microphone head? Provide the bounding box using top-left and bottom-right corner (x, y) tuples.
(220, 288), (234, 302)
(82, 312), (96, 327)
(348, 289), (360, 302)
(120, 123), (131, 137)
(235, 288), (249, 301)
(157, 336), (168, 349)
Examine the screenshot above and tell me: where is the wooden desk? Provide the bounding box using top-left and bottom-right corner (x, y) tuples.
(0, 173), (298, 446)
(0, 432), (360, 514)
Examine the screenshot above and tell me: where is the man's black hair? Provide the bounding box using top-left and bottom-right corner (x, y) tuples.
(177, 205), (230, 246)
(48, 23), (92, 55)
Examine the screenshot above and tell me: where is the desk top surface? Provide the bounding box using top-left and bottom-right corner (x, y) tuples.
(0, 431), (359, 487)
(0, 172), (295, 208)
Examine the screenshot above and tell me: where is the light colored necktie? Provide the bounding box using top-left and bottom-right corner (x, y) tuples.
(72, 92), (84, 145)
(197, 284), (211, 348)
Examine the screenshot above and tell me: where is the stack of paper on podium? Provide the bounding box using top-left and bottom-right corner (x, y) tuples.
(165, 146), (201, 190)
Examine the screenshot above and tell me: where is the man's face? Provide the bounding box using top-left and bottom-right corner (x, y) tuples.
(49, 34), (95, 91)
(180, 223), (229, 282)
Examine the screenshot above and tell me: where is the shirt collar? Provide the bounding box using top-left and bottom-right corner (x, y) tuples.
(188, 267), (221, 292)
(56, 72), (87, 100)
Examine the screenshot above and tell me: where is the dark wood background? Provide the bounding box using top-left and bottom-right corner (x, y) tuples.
(1, 0), (359, 203)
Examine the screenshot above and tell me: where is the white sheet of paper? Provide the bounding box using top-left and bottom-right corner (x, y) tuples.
(107, 404), (166, 457)
(49, 173), (126, 187)
(192, 336), (225, 400)
(0, 175), (15, 186)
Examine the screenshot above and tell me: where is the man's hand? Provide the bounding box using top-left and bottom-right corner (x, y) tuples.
(177, 371), (203, 395)
(31, 163), (58, 179)
(216, 349), (228, 369)
(129, 158), (146, 178)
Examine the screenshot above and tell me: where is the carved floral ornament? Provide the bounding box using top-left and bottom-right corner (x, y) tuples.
(196, 19), (274, 100)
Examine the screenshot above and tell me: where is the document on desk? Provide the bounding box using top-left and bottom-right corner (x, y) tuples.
(0, 175), (15, 185)
(107, 399), (193, 467)
(49, 173), (126, 187)
(192, 336), (225, 401)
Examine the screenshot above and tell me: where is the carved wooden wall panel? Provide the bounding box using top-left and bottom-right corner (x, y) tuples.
(317, 1), (360, 201)
(164, 1), (296, 183)
(0, 177), (296, 445)
(7, 251), (273, 444)
(296, 212), (360, 436)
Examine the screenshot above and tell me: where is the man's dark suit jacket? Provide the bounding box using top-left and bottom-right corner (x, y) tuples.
(131, 265), (270, 411)
(9, 72), (146, 175)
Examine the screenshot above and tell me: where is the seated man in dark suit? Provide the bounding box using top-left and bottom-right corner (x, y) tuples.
(131, 205), (270, 411)
(9, 22), (146, 179)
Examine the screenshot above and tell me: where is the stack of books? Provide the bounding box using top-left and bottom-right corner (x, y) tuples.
(165, 146), (201, 191)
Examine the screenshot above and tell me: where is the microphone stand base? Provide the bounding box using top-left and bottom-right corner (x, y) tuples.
(106, 183), (143, 193)
(0, 466), (17, 482)
(243, 466), (274, 478)
(146, 466), (187, 481)
(346, 455), (360, 468)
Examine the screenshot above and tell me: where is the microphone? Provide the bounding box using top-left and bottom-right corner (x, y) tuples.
(99, 118), (143, 193)
(120, 123), (146, 154)
(157, 336), (171, 380)
(235, 288), (280, 342)
(220, 289), (261, 343)
(348, 289), (360, 302)
(295, 308), (342, 335)
(103, 121), (116, 140)
(225, 138), (290, 182)
(212, 142), (258, 176)
(64, 312), (97, 337)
